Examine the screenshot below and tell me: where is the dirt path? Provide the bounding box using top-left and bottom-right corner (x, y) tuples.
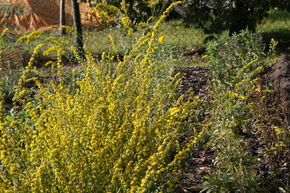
(174, 66), (214, 192)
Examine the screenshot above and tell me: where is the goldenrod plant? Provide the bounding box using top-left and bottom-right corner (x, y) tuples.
(90, 0), (168, 25)
(0, 2), (205, 192)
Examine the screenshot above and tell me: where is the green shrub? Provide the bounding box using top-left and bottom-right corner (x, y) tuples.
(202, 31), (270, 193)
(206, 31), (267, 88)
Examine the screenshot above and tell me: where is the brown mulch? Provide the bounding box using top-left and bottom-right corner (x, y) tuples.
(174, 66), (214, 192)
(174, 66), (210, 102)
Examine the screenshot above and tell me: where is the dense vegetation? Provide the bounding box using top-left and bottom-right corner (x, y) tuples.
(183, 0), (290, 34)
(0, 1), (289, 192)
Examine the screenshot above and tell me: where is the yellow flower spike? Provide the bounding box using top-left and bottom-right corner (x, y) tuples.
(17, 30), (44, 44)
(121, 0), (127, 13)
(148, 0), (160, 7)
(71, 45), (83, 63)
(153, 1), (182, 30)
(44, 61), (55, 67)
(121, 16), (131, 28)
(127, 28), (134, 36)
(55, 49), (64, 80)
(43, 45), (61, 56)
(45, 36), (69, 45)
(157, 35), (165, 43)
(169, 107), (180, 116)
(0, 28), (8, 42)
(101, 51), (106, 63)
(35, 80), (43, 89)
(108, 33), (117, 52)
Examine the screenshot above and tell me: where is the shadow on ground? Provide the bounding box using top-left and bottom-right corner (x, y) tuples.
(261, 28), (290, 54)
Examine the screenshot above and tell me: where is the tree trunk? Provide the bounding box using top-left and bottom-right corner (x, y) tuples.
(59, 0), (66, 34)
(71, 0), (84, 58)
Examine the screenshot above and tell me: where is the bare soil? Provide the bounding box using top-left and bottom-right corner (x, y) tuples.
(267, 54), (290, 124)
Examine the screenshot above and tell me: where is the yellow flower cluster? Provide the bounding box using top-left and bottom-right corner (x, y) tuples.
(17, 30), (44, 44)
(93, 3), (122, 23)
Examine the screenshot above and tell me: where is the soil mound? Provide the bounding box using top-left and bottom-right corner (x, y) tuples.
(267, 54), (290, 124)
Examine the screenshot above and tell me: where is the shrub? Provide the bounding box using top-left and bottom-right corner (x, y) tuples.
(206, 31), (267, 88)
(183, 0), (290, 34)
(202, 31), (271, 193)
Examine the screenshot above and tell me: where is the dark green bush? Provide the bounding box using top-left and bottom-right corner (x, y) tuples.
(184, 0), (290, 34)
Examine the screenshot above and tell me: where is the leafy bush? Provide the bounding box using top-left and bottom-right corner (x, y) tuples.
(184, 0), (290, 34)
(207, 31), (267, 88)
(202, 31), (271, 192)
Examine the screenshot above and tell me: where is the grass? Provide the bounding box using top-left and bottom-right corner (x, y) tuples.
(258, 10), (290, 54)
(258, 10), (290, 32)
(83, 19), (208, 67)
(1, 19), (208, 68)
(2, 9), (289, 69)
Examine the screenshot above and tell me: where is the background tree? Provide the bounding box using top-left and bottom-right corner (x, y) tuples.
(71, 0), (84, 57)
(183, 0), (290, 34)
(59, 0), (66, 35)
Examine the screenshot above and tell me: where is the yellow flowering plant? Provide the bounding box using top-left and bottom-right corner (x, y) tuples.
(0, 2), (203, 192)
